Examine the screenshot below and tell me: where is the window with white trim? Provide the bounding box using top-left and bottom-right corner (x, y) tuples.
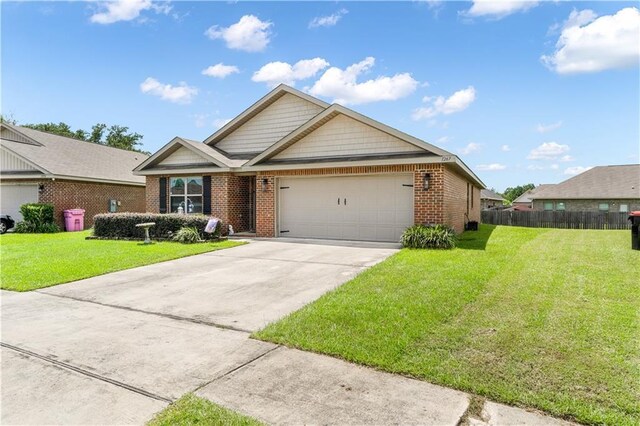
(543, 202), (554, 211)
(598, 203), (609, 212)
(170, 177), (203, 214)
(556, 202), (566, 211)
(619, 204), (629, 213)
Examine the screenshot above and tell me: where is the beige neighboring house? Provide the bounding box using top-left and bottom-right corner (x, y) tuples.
(135, 84), (485, 242)
(480, 189), (505, 210)
(530, 164), (640, 213)
(0, 123), (148, 228)
(511, 184), (555, 210)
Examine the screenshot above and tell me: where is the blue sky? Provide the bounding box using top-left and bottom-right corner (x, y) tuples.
(2, 1), (639, 191)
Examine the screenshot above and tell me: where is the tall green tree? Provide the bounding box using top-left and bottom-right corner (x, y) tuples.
(503, 184), (535, 202)
(18, 121), (147, 154)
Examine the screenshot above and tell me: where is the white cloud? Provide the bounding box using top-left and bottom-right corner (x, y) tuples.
(309, 9), (348, 28)
(463, 1), (539, 19)
(205, 15), (272, 52)
(564, 166), (593, 175)
(542, 7), (640, 74)
(412, 86), (476, 120)
(436, 136), (450, 144)
(559, 155), (574, 162)
(90, 0), (171, 24)
(202, 63), (239, 78)
(501, 144), (511, 152)
(458, 142), (482, 155)
(536, 120), (563, 133)
(308, 57), (418, 105)
(252, 58), (330, 88)
(527, 142), (570, 160)
(140, 77), (197, 104)
(213, 118), (232, 129)
(527, 163), (560, 171)
(477, 163), (507, 171)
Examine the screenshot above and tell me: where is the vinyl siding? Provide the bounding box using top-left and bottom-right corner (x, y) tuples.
(158, 146), (206, 166)
(273, 114), (425, 160)
(216, 93), (324, 154)
(1, 127), (39, 145)
(0, 147), (39, 172)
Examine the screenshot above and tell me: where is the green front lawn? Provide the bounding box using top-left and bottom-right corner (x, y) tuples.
(148, 394), (262, 426)
(0, 231), (242, 291)
(255, 226), (640, 425)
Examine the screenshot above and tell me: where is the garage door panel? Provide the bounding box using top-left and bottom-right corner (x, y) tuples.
(279, 174), (414, 242)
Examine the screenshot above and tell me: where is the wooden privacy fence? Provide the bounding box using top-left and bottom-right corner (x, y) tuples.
(481, 210), (631, 230)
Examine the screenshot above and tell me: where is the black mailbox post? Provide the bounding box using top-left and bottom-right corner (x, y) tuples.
(629, 211), (640, 250)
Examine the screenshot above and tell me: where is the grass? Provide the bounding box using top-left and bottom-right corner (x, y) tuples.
(255, 225), (640, 425)
(147, 394), (262, 426)
(0, 231), (243, 291)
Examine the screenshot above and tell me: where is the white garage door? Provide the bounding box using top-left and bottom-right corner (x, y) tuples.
(0, 185), (39, 222)
(278, 174), (414, 242)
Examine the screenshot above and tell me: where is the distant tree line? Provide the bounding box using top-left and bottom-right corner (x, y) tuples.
(1, 115), (148, 154)
(502, 184), (535, 202)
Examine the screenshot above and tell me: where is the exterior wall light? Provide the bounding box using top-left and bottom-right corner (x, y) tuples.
(261, 177), (269, 192)
(423, 173), (431, 191)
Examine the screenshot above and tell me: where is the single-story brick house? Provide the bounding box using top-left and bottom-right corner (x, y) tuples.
(530, 164), (640, 212)
(480, 189), (505, 210)
(0, 123), (148, 228)
(510, 184), (555, 211)
(134, 85), (485, 242)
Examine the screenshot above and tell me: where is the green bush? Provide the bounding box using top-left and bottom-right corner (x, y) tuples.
(401, 224), (456, 249)
(93, 213), (221, 241)
(14, 203), (60, 233)
(173, 227), (203, 244)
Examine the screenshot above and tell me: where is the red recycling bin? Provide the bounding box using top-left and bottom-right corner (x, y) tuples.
(63, 209), (85, 232)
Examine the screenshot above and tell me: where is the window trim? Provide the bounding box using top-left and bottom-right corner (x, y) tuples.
(543, 201), (554, 211)
(598, 202), (610, 212)
(169, 176), (204, 214)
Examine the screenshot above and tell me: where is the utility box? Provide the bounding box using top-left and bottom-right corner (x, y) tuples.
(109, 199), (117, 213)
(629, 211), (640, 250)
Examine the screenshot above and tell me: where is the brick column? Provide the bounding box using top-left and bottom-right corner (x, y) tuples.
(414, 165), (445, 226)
(256, 175), (275, 237)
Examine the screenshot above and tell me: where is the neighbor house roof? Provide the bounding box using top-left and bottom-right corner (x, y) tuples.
(135, 84), (486, 188)
(480, 189), (505, 201)
(1, 123), (147, 185)
(512, 184), (556, 204)
(531, 165), (640, 200)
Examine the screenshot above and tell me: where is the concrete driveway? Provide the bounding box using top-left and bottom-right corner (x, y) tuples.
(1, 240), (398, 424)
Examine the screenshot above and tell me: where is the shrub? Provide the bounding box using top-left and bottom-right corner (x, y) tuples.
(93, 213), (221, 241)
(14, 203), (60, 233)
(401, 224), (456, 249)
(173, 227), (202, 244)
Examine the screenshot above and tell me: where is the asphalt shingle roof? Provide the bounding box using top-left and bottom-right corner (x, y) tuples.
(480, 189), (505, 201)
(1, 124), (148, 184)
(512, 184), (556, 204)
(531, 165), (640, 200)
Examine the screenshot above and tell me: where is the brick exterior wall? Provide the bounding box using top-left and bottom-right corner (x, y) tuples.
(145, 163), (481, 238)
(532, 199), (640, 212)
(3, 178), (145, 229)
(443, 167), (481, 233)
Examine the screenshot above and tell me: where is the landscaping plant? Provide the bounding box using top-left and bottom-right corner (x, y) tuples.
(400, 224), (456, 249)
(173, 227), (202, 244)
(14, 203), (60, 233)
(93, 213), (221, 240)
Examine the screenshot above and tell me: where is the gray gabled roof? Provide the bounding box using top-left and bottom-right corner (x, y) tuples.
(1, 123), (147, 185)
(480, 189), (505, 201)
(531, 165), (640, 200)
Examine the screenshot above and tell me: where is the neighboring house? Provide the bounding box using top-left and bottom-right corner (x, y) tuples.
(511, 184), (555, 211)
(0, 123), (148, 228)
(480, 189), (505, 210)
(530, 164), (640, 213)
(135, 85), (485, 242)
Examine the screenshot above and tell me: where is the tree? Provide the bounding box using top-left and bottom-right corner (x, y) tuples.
(503, 184), (535, 202)
(18, 121), (147, 154)
(0, 114), (17, 124)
